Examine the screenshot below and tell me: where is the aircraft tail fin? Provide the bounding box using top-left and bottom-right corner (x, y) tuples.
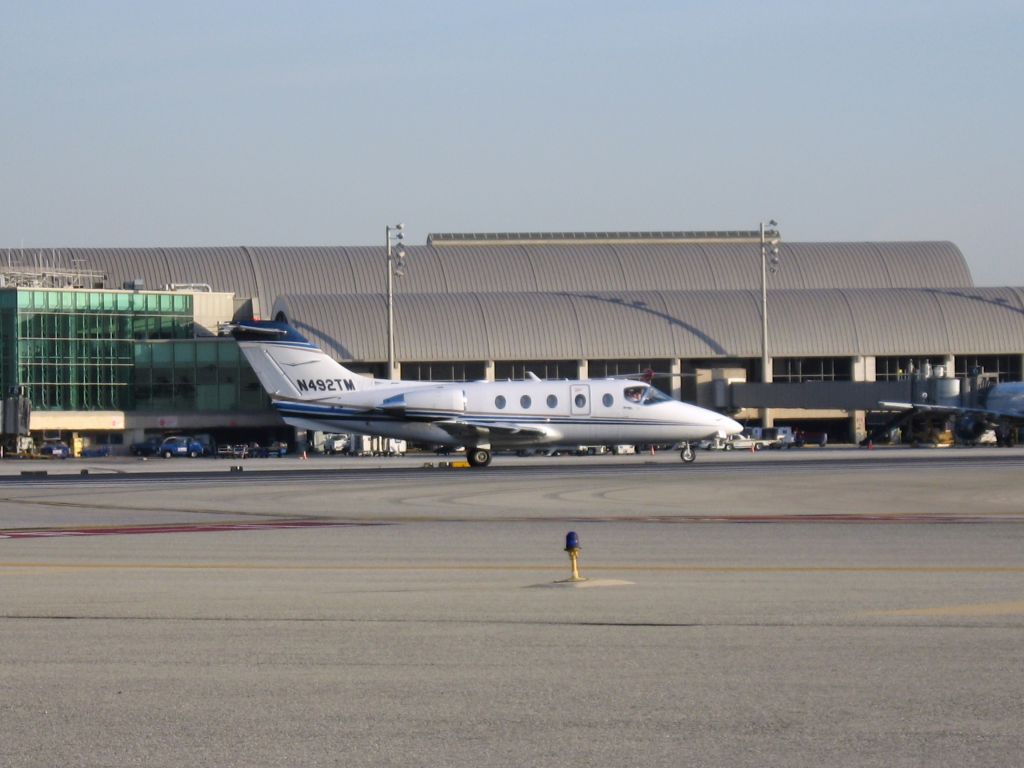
(230, 321), (376, 399)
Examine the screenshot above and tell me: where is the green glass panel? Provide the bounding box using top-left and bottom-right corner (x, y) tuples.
(61, 292), (73, 309)
(103, 293), (115, 310)
(219, 343), (239, 363)
(151, 343), (172, 365)
(146, 294), (159, 311)
(196, 343), (218, 364)
(173, 342), (195, 364)
(160, 295), (172, 312)
(17, 291), (31, 309)
(116, 293), (129, 311)
(132, 293), (145, 311)
(89, 292), (102, 310)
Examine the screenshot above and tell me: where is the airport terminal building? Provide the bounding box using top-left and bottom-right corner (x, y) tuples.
(3, 232), (1023, 453)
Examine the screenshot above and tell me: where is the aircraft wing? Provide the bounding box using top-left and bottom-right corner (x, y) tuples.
(879, 401), (1024, 421)
(433, 418), (554, 441)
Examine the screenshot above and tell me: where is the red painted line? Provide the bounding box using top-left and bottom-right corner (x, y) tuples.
(0, 520), (370, 539)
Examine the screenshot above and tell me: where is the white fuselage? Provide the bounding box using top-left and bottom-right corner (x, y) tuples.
(272, 377), (741, 449)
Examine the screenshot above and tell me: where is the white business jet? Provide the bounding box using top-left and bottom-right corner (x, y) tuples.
(231, 321), (742, 467)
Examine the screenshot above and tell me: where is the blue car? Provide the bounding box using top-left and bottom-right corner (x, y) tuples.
(40, 441), (71, 458)
(158, 436), (205, 458)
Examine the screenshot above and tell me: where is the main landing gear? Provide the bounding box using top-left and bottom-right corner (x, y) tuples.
(679, 443), (696, 464)
(467, 447), (492, 467)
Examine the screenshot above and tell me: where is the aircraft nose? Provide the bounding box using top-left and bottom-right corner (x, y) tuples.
(720, 416), (743, 436)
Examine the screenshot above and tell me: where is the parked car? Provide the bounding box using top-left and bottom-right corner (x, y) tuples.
(248, 441), (288, 458)
(131, 436), (165, 457)
(793, 429), (828, 447)
(158, 435), (205, 458)
(40, 440), (71, 458)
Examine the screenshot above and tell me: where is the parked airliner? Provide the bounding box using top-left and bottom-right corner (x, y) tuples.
(882, 380), (1024, 445)
(231, 321), (742, 466)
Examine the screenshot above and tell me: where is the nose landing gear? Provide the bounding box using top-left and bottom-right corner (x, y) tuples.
(680, 443), (696, 463)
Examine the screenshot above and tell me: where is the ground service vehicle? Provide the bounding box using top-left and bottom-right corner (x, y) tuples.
(158, 436), (205, 458)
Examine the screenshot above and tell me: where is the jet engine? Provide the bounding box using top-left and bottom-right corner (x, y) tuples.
(954, 415), (987, 443)
(381, 387), (466, 417)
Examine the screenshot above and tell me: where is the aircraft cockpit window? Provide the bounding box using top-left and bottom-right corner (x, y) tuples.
(642, 387), (672, 405)
(520, 395), (532, 409)
(624, 386), (645, 403)
(495, 395), (506, 409)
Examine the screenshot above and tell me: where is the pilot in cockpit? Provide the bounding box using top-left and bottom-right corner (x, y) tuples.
(624, 385), (645, 403)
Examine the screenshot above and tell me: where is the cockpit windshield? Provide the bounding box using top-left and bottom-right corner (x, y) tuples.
(623, 385), (673, 405)
(642, 387), (672, 405)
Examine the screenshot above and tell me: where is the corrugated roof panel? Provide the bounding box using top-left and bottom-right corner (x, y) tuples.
(785, 243), (887, 289)
(481, 293), (583, 360)
(701, 244), (769, 290)
(657, 291), (759, 357)
(390, 246), (450, 295)
(930, 288), (1024, 354)
(249, 247), (358, 298)
(163, 247), (258, 296)
(568, 292), (672, 359)
(396, 294), (491, 361)
(69, 248), (172, 290)
(610, 244), (716, 291)
(842, 289), (950, 355)
(273, 287), (1024, 364)
(523, 245), (625, 292)
(432, 245), (540, 293)
(873, 242), (973, 288)
(770, 291), (859, 356)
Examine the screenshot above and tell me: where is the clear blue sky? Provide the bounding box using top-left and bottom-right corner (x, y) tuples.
(2, 1), (1021, 285)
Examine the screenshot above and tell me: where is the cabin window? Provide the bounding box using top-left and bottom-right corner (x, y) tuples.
(546, 394), (557, 408)
(520, 395), (531, 409)
(574, 393), (587, 408)
(495, 395), (506, 409)
(602, 394), (614, 407)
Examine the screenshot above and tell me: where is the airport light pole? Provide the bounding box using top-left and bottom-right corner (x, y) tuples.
(760, 220), (781, 427)
(385, 223), (407, 380)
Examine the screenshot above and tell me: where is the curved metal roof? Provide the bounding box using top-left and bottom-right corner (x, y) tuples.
(273, 287), (1024, 363)
(23, 241), (973, 312)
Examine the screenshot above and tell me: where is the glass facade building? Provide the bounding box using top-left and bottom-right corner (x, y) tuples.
(0, 288), (265, 414)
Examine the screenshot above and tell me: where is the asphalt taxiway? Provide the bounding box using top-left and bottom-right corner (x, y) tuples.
(1, 448), (1022, 767)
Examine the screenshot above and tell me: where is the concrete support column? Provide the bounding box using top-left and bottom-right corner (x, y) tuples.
(387, 361), (401, 381)
(849, 355), (873, 444)
(671, 358), (682, 400)
(577, 359), (588, 380)
(484, 360), (495, 382)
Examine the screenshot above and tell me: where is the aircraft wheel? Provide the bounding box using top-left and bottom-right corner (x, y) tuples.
(467, 448), (492, 467)
(680, 443), (696, 463)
